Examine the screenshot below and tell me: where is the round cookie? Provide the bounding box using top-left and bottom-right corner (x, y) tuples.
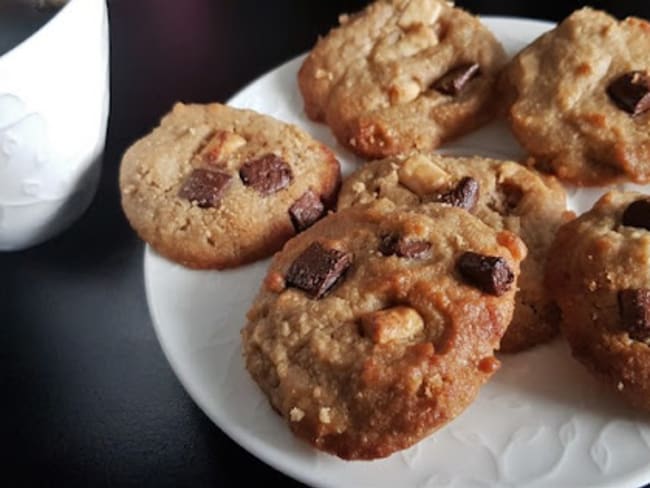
(119, 103), (341, 269)
(547, 191), (650, 411)
(500, 8), (650, 186)
(298, 0), (506, 159)
(338, 153), (572, 352)
(242, 201), (526, 459)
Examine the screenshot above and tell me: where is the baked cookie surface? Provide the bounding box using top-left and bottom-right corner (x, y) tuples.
(547, 191), (650, 411)
(119, 103), (341, 269)
(298, 0), (506, 159)
(242, 202), (526, 459)
(338, 153), (571, 352)
(500, 8), (650, 186)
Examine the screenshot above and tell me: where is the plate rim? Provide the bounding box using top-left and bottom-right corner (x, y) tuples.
(143, 248), (332, 487)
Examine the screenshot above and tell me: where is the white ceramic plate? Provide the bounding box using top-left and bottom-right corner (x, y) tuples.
(145, 17), (650, 488)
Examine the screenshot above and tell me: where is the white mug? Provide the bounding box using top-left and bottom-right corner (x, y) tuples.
(0, 0), (109, 250)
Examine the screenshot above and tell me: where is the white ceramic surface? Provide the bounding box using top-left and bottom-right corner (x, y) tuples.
(145, 17), (650, 488)
(0, 0), (109, 250)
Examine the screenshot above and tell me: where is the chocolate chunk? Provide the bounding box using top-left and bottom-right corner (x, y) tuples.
(379, 234), (432, 259)
(618, 288), (650, 341)
(289, 190), (325, 232)
(435, 177), (479, 211)
(607, 71), (650, 116)
(487, 182), (524, 215)
(433, 63), (481, 96)
(285, 242), (352, 299)
(178, 168), (232, 208)
(500, 182), (524, 212)
(239, 154), (293, 196)
(457, 251), (514, 296)
(622, 198), (650, 231)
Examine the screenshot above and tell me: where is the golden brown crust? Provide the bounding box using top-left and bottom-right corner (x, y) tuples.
(500, 8), (650, 186)
(242, 202), (526, 459)
(547, 191), (650, 410)
(298, 0), (506, 159)
(119, 103), (341, 269)
(338, 153), (571, 352)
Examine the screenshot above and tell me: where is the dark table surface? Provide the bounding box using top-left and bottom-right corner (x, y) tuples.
(3, 1), (650, 486)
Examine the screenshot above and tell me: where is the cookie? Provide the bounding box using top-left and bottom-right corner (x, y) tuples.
(298, 0), (506, 159)
(119, 103), (341, 269)
(547, 191), (650, 411)
(500, 8), (650, 186)
(242, 201), (526, 459)
(338, 153), (571, 352)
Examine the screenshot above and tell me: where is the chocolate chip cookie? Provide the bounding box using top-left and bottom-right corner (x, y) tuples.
(547, 191), (650, 411)
(298, 0), (506, 159)
(338, 153), (571, 352)
(242, 201), (526, 459)
(500, 8), (650, 186)
(119, 103), (341, 269)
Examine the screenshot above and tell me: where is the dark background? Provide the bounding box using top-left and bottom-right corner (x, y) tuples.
(3, 1), (650, 486)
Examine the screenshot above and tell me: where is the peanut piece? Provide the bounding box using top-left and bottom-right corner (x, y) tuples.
(360, 306), (424, 344)
(289, 407), (305, 422)
(319, 407), (332, 424)
(398, 0), (442, 29)
(199, 130), (246, 166)
(398, 154), (450, 196)
(373, 24), (437, 63)
(314, 68), (333, 80)
(389, 78), (421, 105)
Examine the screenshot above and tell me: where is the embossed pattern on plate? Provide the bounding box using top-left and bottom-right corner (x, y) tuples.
(145, 17), (650, 488)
